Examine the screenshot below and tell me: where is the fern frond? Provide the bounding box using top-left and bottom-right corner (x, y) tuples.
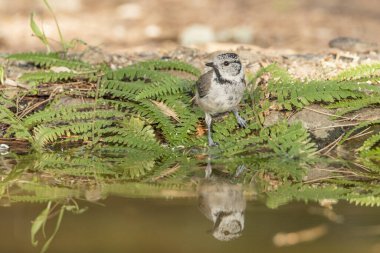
(0, 105), (33, 141)
(359, 132), (380, 152)
(33, 120), (114, 150)
(263, 121), (317, 159)
(100, 120), (163, 152)
(135, 79), (193, 100)
(23, 103), (122, 128)
(340, 120), (380, 143)
(266, 182), (349, 208)
(326, 96), (380, 116)
(131, 59), (201, 77)
(258, 64), (380, 110)
(335, 63), (380, 81)
(348, 195), (380, 207)
(19, 70), (97, 84)
(7, 52), (92, 70)
(100, 79), (145, 99)
(106, 67), (175, 82)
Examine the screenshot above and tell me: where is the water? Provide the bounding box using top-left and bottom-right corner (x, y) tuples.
(1, 151), (380, 253)
(1, 196), (380, 253)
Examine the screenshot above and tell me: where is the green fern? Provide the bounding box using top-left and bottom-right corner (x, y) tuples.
(19, 70), (97, 85)
(334, 63), (380, 81)
(340, 120), (380, 143)
(131, 59), (201, 77)
(326, 96), (380, 116)
(7, 52), (93, 70)
(262, 121), (317, 159)
(257, 64), (380, 110)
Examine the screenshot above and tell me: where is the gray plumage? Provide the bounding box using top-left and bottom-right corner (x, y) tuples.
(198, 180), (246, 241)
(195, 53), (247, 146)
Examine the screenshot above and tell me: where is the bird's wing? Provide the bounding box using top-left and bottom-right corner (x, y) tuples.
(196, 70), (213, 98)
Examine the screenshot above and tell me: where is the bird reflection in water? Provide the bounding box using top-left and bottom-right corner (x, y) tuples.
(198, 158), (246, 241)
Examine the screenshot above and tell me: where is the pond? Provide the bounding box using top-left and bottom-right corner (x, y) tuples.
(2, 197), (380, 253)
(1, 152), (380, 253)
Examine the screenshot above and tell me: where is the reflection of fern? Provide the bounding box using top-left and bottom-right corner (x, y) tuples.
(348, 195), (380, 207)
(266, 182), (350, 208)
(10, 183), (80, 203)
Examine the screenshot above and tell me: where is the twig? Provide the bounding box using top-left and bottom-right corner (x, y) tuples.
(304, 106), (367, 121)
(304, 175), (348, 184)
(345, 127), (373, 141)
(313, 133), (344, 155)
(323, 134), (344, 155)
(18, 87), (59, 118)
(310, 123), (360, 131)
(351, 162), (372, 172)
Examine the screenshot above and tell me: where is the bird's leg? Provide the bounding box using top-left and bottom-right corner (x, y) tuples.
(232, 109), (247, 128)
(205, 156), (212, 178)
(205, 113), (218, 146)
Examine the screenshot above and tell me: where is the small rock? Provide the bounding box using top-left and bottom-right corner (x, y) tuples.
(288, 105), (344, 148)
(0, 143), (9, 155)
(144, 25), (161, 38)
(179, 25), (216, 46)
(263, 111), (285, 127)
(329, 37), (378, 53)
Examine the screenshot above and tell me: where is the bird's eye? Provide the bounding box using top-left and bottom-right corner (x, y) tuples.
(223, 61), (229, 66)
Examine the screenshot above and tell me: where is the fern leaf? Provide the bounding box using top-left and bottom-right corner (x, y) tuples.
(348, 195), (380, 207)
(340, 120), (380, 143)
(135, 79), (193, 100)
(326, 96), (380, 116)
(131, 59), (201, 77)
(19, 70), (97, 84)
(335, 63), (380, 81)
(7, 52), (93, 70)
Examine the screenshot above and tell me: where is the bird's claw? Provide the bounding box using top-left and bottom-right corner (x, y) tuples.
(236, 116), (247, 128)
(208, 139), (219, 147)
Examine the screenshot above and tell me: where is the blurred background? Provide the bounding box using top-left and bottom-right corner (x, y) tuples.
(0, 0), (379, 52)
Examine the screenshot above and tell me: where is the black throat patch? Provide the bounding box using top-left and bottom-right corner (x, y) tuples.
(214, 67), (233, 85)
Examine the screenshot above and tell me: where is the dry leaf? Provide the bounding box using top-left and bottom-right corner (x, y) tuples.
(150, 100), (180, 122)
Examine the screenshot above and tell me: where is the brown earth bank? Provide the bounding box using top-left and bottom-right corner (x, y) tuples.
(1, 42), (379, 152)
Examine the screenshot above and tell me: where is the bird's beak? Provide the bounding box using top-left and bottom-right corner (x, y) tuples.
(205, 62), (214, 68)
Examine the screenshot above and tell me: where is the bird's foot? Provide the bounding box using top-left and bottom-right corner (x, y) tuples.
(234, 164), (246, 177)
(208, 138), (219, 147)
(236, 115), (247, 128)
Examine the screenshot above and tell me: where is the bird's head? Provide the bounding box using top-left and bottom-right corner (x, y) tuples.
(206, 53), (244, 82)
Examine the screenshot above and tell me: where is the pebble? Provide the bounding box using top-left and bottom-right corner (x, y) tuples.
(0, 144), (9, 155)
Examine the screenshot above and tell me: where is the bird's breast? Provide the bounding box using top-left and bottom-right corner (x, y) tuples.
(197, 81), (245, 114)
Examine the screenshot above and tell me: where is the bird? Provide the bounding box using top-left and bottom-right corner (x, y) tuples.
(195, 52), (247, 146)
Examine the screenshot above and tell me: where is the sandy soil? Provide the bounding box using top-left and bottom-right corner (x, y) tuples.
(0, 0), (379, 53)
